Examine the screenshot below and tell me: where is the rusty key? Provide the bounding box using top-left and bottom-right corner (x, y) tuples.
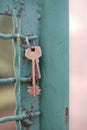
(25, 46), (42, 96)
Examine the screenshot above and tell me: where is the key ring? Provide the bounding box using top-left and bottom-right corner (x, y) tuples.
(25, 36), (31, 48)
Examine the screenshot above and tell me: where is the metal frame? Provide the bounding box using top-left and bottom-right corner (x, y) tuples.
(0, 1), (40, 129)
(0, 0), (69, 130)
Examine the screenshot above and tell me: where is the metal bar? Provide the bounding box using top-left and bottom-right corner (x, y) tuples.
(29, 111), (40, 117)
(0, 33), (38, 40)
(12, 9), (22, 130)
(21, 77), (31, 83)
(0, 13), (15, 16)
(20, 1), (40, 129)
(0, 112), (40, 123)
(0, 78), (15, 83)
(0, 114), (26, 123)
(0, 13), (23, 17)
(0, 77), (31, 84)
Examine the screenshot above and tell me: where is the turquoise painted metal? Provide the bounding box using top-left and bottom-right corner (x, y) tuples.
(20, 0), (40, 130)
(40, 0), (69, 130)
(0, 0), (69, 130)
(0, 1), (40, 130)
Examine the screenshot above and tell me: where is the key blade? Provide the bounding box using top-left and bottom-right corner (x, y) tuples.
(35, 59), (41, 80)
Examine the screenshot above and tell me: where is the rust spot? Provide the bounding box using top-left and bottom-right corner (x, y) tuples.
(21, 120), (31, 128)
(22, 106), (34, 118)
(18, 7), (23, 17)
(22, 57), (25, 64)
(21, 106), (33, 127)
(30, 104), (34, 110)
(20, 43), (22, 48)
(22, 106), (26, 111)
(5, 5), (12, 15)
(26, 126), (30, 130)
(65, 107), (69, 116)
(7, 5), (11, 13)
(18, 2), (24, 17)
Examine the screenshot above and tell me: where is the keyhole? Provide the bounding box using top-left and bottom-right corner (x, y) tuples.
(31, 48), (35, 52)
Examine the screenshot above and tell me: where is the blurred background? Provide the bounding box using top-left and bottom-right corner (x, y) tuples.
(70, 0), (87, 130)
(0, 16), (16, 130)
(1, 0), (87, 130)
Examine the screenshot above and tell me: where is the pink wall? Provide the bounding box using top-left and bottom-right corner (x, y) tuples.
(70, 0), (87, 130)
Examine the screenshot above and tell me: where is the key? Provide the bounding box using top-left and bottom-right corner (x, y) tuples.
(35, 59), (41, 80)
(25, 46), (42, 96)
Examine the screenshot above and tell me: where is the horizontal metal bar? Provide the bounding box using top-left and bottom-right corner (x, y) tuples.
(0, 13), (12, 16)
(0, 77), (31, 84)
(0, 13), (22, 17)
(29, 111), (40, 117)
(0, 78), (15, 83)
(0, 112), (40, 123)
(21, 77), (31, 83)
(0, 33), (38, 40)
(0, 114), (26, 123)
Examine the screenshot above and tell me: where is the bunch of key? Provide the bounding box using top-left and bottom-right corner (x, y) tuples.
(25, 46), (42, 96)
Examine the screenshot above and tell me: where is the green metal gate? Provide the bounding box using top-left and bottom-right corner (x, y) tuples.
(0, 0), (69, 130)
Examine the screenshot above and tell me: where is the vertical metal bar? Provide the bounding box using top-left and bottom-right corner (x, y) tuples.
(40, 0), (69, 130)
(12, 10), (21, 130)
(20, 0), (40, 130)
